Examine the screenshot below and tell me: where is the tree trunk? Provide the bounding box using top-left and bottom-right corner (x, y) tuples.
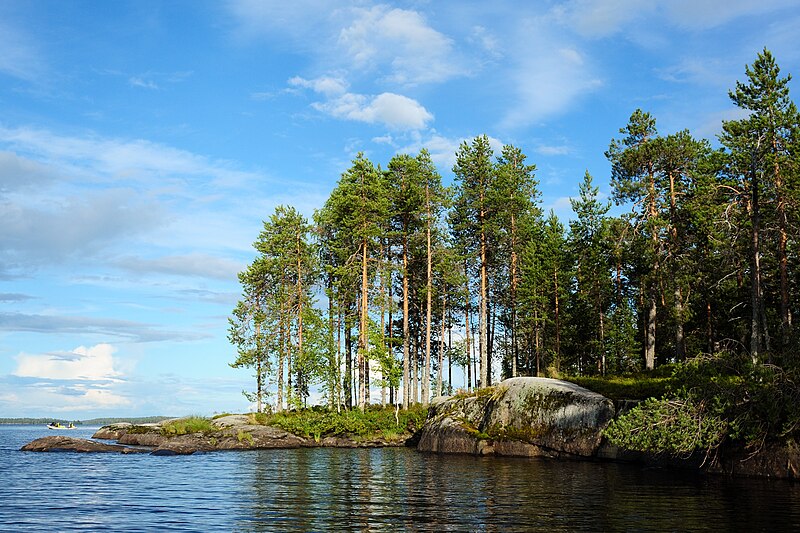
(402, 235), (410, 408)
(423, 183), (433, 405)
(645, 167), (658, 370)
(359, 238), (369, 409)
(437, 290), (447, 397)
(479, 207), (489, 388)
(553, 267), (561, 370)
(345, 307), (352, 410)
(465, 265), (472, 390)
(645, 293), (656, 371)
(750, 157), (764, 364)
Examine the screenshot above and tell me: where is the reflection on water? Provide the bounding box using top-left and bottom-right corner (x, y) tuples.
(2, 426), (799, 532)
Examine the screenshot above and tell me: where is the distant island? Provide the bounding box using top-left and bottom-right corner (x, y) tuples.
(0, 416), (172, 425)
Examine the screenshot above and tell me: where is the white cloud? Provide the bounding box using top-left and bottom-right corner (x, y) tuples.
(502, 36), (602, 127)
(14, 343), (123, 382)
(292, 76), (434, 130)
(115, 253), (243, 280)
(228, 2), (465, 86)
(664, 0), (798, 29)
(552, 0), (796, 37)
(322, 92), (434, 130)
(552, 0), (653, 38)
(339, 6), (464, 85)
(0, 150), (56, 192)
(288, 75), (348, 96)
(536, 144), (572, 156)
(129, 76), (159, 89)
(0, 20), (45, 81)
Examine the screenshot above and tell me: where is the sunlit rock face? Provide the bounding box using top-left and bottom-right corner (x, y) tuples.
(418, 377), (615, 458)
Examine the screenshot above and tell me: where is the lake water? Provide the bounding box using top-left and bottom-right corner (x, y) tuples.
(2, 425), (799, 532)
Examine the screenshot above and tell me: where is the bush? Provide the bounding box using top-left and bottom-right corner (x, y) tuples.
(567, 374), (674, 400)
(255, 405), (428, 440)
(603, 397), (727, 457)
(160, 416), (216, 436)
(604, 352), (800, 457)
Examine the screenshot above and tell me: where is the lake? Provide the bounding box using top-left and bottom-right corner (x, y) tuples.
(2, 425), (799, 531)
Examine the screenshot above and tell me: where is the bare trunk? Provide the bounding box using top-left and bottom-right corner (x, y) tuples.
(480, 228), (488, 388)
(750, 158), (763, 364)
(402, 236), (410, 408)
(645, 294), (656, 371)
(465, 264), (472, 390)
(424, 183), (432, 405)
(553, 268), (561, 370)
(645, 167), (658, 370)
(437, 290), (446, 397)
(359, 238), (369, 410)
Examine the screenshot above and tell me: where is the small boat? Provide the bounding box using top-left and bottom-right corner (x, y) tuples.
(47, 422), (77, 430)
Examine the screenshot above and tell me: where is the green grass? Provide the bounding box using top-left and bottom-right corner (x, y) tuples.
(565, 373), (675, 401)
(251, 405), (428, 441)
(160, 416), (216, 436)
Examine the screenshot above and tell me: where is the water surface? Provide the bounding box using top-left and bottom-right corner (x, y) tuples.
(2, 425), (799, 531)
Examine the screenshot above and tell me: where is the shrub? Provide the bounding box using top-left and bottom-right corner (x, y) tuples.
(254, 405), (428, 440)
(160, 416), (216, 436)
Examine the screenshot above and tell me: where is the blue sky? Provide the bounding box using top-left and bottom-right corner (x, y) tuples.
(1, 1), (798, 419)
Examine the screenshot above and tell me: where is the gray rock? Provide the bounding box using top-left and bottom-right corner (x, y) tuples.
(418, 377), (615, 458)
(20, 436), (146, 454)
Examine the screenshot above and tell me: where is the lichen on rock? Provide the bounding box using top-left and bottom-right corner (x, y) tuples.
(418, 377), (615, 458)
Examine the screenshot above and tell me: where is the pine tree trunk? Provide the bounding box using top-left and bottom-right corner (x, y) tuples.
(510, 212), (518, 378)
(645, 294), (656, 371)
(480, 227), (489, 388)
(402, 236), (410, 408)
(359, 238), (369, 410)
(750, 159), (763, 364)
(437, 290), (446, 397)
(668, 170), (685, 361)
(465, 266), (472, 390)
(424, 183), (432, 405)
(345, 307), (352, 410)
(255, 316), (262, 413)
(553, 267), (561, 370)
(645, 167), (658, 371)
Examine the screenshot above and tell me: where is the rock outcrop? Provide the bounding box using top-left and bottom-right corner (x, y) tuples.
(20, 436), (147, 454)
(418, 377), (615, 458)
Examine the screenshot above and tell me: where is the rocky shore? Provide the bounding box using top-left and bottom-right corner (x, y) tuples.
(20, 377), (800, 480)
(21, 413), (413, 456)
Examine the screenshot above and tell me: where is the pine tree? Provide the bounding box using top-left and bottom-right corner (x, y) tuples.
(453, 135), (496, 388)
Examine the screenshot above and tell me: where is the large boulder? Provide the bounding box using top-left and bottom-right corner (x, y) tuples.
(418, 377), (615, 458)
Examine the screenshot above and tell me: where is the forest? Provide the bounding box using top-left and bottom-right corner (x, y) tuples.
(229, 48), (800, 447)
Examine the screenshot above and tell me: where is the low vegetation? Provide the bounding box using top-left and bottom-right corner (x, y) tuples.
(249, 405), (428, 442)
(565, 368), (675, 401)
(603, 352), (800, 458)
(160, 416), (216, 436)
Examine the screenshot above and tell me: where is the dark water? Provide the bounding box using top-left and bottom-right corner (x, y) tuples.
(2, 426), (799, 532)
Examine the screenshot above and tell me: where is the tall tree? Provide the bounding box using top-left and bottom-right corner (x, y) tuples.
(388, 153), (425, 407)
(721, 48), (799, 362)
(453, 135), (496, 388)
(607, 109), (661, 370)
(568, 171), (612, 374)
(494, 144), (540, 378)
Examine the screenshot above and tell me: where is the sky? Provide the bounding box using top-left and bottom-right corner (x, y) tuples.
(1, 0), (799, 419)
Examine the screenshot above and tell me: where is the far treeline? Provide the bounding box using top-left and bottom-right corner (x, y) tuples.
(229, 49), (800, 416)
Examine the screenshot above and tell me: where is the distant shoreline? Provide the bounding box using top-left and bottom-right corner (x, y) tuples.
(0, 416), (173, 426)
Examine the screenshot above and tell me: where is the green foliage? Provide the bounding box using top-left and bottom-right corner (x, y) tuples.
(567, 374), (674, 401)
(160, 416), (216, 436)
(604, 353), (800, 456)
(237, 430), (254, 445)
(604, 397), (728, 457)
(257, 406), (428, 441)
